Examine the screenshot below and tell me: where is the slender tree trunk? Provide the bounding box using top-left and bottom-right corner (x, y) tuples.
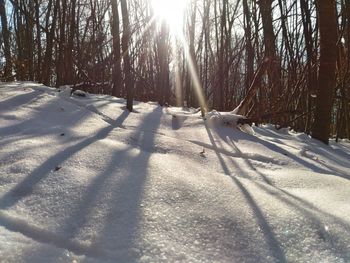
(25, 0), (34, 80)
(258, 0), (280, 109)
(42, 0), (59, 86)
(157, 21), (169, 105)
(0, 0), (13, 80)
(111, 0), (122, 97)
(120, 0), (133, 111)
(242, 0), (254, 91)
(34, 0), (42, 81)
(312, 0), (337, 144)
(13, 1), (23, 79)
(65, 0), (75, 84)
(188, 1), (197, 106)
(57, 0), (67, 86)
(213, 0), (226, 111)
(300, 0), (317, 133)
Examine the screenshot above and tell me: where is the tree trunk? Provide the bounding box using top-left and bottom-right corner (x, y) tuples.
(25, 0), (34, 80)
(57, 0), (67, 87)
(65, 0), (76, 84)
(42, 0), (59, 86)
(120, 0), (133, 111)
(300, 0), (317, 133)
(34, 0), (42, 80)
(242, 0), (254, 91)
(0, 0), (13, 80)
(213, 0), (226, 111)
(258, 0), (280, 109)
(312, 0), (337, 144)
(111, 0), (122, 97)
(157, 21), (170, 105)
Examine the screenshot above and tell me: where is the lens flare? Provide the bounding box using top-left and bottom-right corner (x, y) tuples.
(151, 0), (188, 35)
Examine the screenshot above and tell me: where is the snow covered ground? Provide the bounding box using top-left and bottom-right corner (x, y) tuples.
(0, 82), (350, 263)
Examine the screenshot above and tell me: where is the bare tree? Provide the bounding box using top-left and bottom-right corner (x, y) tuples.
(1, 0), (348, 140)
(120, 0), (133, 111)
(312, 0), (338, 144)
(0, 0), (13, 80)
(41, 0), (59, 85)
(257, 0), (280, 110)
(111, 0), (122, 97)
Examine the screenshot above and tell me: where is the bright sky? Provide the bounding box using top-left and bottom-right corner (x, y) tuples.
(151, 0), (189, 35)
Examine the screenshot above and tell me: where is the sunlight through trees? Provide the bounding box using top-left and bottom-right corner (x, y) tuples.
(0, 0), (349, 142)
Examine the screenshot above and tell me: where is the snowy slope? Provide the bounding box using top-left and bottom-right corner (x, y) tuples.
(0, 82), (350, 263)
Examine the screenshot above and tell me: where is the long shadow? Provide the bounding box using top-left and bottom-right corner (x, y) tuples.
(230, 176), (287, 262)
(228, 137), (273, 185)
(87, 106), (163, 260)
(226, 133), (350, 222)
(22, 107), (163, 261)
(64, 107), (162, 237)
(254, 137), (350, 180)
(331, 142), (350, 155)
(0, 211), (109, 260)
(205, 125), (286, 262)
(204, 125), (231, 176)
(254, 127), (294, 141)
(211, 127), (350, 260)
(257, 128), (350, 171)
(304, 146), (350, 171)
(228, 136), (350, 227)
(253, 177), (350, 260)
(0, 90), (42, 109)
(225, 136), (350, 260)
(0, 98), (88, 139)
(0, 110), (130, 209)
(0, 124), (75, 148)
(256, 181), (350, 230)
(219, 128), (350, 181)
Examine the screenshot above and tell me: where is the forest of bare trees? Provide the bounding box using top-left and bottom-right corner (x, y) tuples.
(0, 0), (349, 143)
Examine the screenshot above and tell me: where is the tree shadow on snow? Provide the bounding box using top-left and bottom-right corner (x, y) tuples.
(207, 127), (350, 261)
(0, 90), (42, 110)
(254, 128), (350, 175)
(215, 127), (350, 181)
(229, 139), (350, 261)
(85, 107), (163, 261)
(22, 107), (163, 262)
(204, 124), (287, 262)
(0, 111), (130, 210)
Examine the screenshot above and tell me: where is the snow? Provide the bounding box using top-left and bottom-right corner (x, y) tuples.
(1, 82), (350, 262)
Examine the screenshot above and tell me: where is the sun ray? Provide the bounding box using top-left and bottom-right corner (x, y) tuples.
(151, 0), (207, 113)
(181, 40), (208, 114)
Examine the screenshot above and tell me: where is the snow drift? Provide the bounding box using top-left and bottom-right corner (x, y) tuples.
(0, 82), (350, 262)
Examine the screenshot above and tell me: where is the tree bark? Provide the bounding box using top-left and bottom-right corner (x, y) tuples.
(34, 0), (42, 80)
(42, 0), (59, 86)
(213, 0), (226, 111)
(242, 0), (254, 91)
(111, 0), (122, 97)
(57, 0), (67, 87)
(65, 0), (76, 84)
(300, 0), (317, 133)
(120, 0), (133, 111)
(0, 0), (13, 80)
(157, 21), (170, 106)
(257, 0), (280, 109)
(312, 0), (337, 144)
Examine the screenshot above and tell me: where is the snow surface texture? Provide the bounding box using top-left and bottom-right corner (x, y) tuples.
(1, 82), (350, 263)
(204, 110), (254, 135)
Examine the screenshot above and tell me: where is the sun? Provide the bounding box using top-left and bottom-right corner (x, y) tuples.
(151, 0), (189, 35)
